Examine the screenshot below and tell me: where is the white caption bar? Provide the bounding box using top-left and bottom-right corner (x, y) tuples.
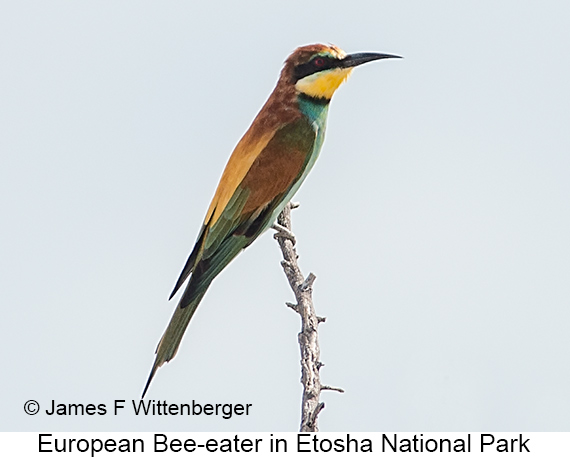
(1, 432), (569, 455)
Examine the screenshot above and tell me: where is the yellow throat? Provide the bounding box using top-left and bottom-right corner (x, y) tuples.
(295, 67), (353, 99)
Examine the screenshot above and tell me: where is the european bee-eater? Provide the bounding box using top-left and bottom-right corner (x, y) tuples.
(142, 43), (399, 397)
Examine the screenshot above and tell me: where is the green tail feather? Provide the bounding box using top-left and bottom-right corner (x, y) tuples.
(141, 289), (207, 398)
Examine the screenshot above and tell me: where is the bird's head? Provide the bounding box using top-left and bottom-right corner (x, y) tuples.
(281, 44), (400, 101)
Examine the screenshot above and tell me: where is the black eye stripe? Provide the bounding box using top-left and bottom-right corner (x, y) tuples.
(293, 56), (336, 81)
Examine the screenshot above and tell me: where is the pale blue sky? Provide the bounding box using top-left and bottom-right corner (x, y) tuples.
(2, 1), (570, 431)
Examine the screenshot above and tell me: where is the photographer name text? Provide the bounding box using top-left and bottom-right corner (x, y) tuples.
(42, 400), (251, 419)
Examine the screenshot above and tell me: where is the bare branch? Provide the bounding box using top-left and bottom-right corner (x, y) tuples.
(273, 202), (344, 432)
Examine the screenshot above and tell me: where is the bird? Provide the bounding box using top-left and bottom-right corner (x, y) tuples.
(142, 43), (400, 398)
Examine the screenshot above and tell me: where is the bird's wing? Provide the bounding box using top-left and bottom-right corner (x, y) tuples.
(168, 125), (276, 298)
(171, 117), (316, 303)
(142, 117), (316, 397)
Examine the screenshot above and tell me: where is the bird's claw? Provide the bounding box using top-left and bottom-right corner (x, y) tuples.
(272, 223), (296, 245)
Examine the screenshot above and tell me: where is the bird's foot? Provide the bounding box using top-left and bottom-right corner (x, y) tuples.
(272, 223), (296, 245)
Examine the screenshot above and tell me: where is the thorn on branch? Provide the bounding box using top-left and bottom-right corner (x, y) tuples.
(300, 273), (316, 292)
(311, 402), (325, 423)
(321, 385), (345, 393)
(316, 361), (324, 370)
(286, 302), (300, 313)
(304, 402), (325, 431)
(290, 202), (300, 209)
(317, 316), (326, 323)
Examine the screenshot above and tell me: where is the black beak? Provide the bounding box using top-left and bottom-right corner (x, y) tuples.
(340, 52), (402, 68)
